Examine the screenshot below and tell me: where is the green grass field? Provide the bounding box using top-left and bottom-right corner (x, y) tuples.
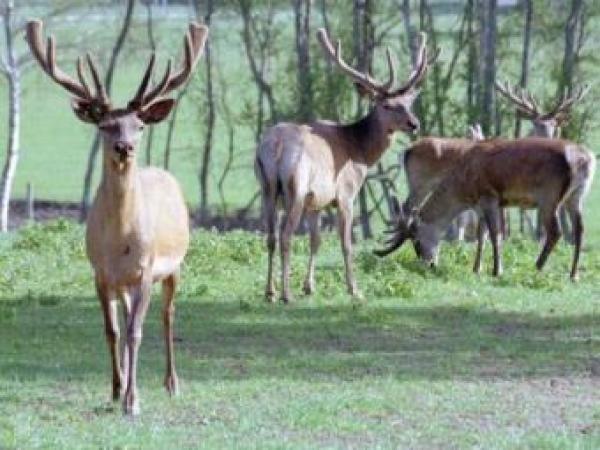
(1, 214), (599, 448)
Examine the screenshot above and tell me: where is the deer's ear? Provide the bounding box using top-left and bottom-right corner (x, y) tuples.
(138, 99), (175, 124)
(71, 98), (103, 124)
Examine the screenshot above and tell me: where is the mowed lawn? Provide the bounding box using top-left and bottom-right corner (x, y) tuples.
(1, 197), (600, 449)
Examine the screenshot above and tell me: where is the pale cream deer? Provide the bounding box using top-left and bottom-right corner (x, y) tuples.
(377, 138), (595, 280)
(255, 28), (437, 302)
(26, 20), (208, 415)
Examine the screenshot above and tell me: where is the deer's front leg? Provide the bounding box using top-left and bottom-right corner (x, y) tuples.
(123, 271), (152, 416)
(472, 219), (486, 274)
(162, 272), (179, 396)
(338, 201), (360, 297)
(95, 276), (122, 401)
(481, 199), (503, 277)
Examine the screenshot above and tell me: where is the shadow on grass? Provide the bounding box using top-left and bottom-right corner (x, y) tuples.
(1, 294), (598, 383)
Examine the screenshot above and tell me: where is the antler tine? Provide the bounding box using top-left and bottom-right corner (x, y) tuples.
(545, 83), (590, 118)
(25, 20), (98, 102)
(138, 59), (172, 107)
(316, 27), (388, 95)
(132, 22), (208, 109)
(76, 57), (92, 98)
(85, 53), (108, 104)
(495, 80), (539, 119)
(380, 47), (396, 91)
(393, 32), (436, 95)
(128, 53), (156, 108)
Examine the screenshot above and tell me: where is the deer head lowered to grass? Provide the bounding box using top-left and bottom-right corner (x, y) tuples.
(255, 28), (438, 303)
(26, 20), (208, 416)
(376, 137), (595, 281)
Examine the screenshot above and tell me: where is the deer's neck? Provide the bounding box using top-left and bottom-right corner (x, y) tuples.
(99, 151), (143, 231)
(341, 109), (391, 167)
(420, 181), (469, 234)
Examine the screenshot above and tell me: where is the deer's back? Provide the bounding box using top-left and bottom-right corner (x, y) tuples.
(459, 138), (592, 205)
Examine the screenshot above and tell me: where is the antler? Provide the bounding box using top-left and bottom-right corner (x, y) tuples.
(495, 80), (541, 119)
(316, 28), (397, 97)
(541, 84), (590, 121)
(128, 22), (209, 110)
(391, 32), (439, 96)
(25, 20), (108, 107)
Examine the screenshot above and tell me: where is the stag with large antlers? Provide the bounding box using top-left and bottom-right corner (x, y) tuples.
(26, 20), (208, 415)
(377, 138), (595, 280)
(496, 80), (590, 240)
(255, 28), (437, 302)
(495, 81), (589, 139)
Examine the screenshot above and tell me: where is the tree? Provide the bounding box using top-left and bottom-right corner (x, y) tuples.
(292, 0), (313, 121)
(0, 0), (76, 232)
(238, 0), (278, 143)
(478, 0), (497, 136)
(196, 0), (215, 220)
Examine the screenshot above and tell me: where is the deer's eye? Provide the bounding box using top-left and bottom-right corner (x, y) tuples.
(98, 123), (117, 133)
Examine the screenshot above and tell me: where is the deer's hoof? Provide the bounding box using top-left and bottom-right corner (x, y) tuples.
(123, 391), (140, 417)
(164, 373), (180, 397)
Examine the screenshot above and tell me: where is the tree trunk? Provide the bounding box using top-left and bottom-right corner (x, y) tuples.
(144, 0), (156, 166)
(560, 0), (584, 94)
(292, 0), (312, 121)
(478, 0), (497, 136)
(198, 0), (215, 220)
(79, 0), (135, 221)
(353, 0), (375, 240)
(0, 1), (19, 232)
(515, 0), (533, 139)
(238, 0), (278, 143)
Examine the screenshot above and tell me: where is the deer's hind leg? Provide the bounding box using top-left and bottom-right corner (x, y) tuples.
(162, 271), (180, 396)
(303, 210), (321, 295)
(535, 203), (562, 272)
(280, 196), (304, 303)
(563, 192), (584, 280)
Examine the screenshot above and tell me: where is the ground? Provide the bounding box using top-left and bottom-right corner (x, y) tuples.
(1, 221), (599, 448)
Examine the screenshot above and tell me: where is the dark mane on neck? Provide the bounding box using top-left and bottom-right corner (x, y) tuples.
(340, 110), (377, 149)
(337, 109), (388, 166)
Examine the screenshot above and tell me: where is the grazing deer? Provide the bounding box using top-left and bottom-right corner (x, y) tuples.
(26, 20), (208, 415)
(255, 29), (437, 302)
(377, 138), (595, 280)
(495, 81), (589, 239)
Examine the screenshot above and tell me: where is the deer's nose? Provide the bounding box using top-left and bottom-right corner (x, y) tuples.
(114, 141), (133, 155)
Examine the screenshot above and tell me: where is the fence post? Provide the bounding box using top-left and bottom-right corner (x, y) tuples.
(26, 182), (34, 222)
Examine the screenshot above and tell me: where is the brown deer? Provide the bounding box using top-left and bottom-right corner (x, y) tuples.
(377, 138), (595, 280)
(26, 20), (208, 415)
(495, 80), (589, 139)
(496, 80), (589, 239)
(255, 28), (437, 302)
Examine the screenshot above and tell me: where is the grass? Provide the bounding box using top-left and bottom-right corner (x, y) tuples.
(1, 219), (599, 448)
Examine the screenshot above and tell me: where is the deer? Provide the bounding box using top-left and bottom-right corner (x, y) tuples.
(376, 137), (595, 280)
(495, 80), (589, 240)
(254, 28), (437, 302)
(26, 20), (208, 416)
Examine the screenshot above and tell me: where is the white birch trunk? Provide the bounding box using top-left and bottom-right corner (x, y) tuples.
(0, 1), (20, 232)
